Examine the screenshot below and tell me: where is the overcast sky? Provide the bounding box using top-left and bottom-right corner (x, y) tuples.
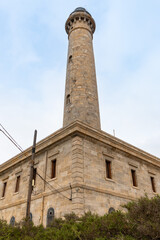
(0, 0), (160, 165)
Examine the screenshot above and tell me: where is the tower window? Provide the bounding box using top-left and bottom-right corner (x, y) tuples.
(69, 55), (72, 63)
(106, 160), (112, 179)
(15, 175), (20, 193)
(51, 159), (56, 179)
(150, 176), (156, 192)
(2, 182), (7, 198)
(131, 169), (137, 187)
(66, 94), (71, 104)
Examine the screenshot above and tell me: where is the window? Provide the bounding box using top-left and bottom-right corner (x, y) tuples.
(51, 160), (56, 179)
(15, 175), (20, 193)
(108, 207), (115, 214)
(47, 208), (54, 226)
(150, 176), (156, 192)
(2, 182), (7, 198)
(29, 213), (33, 221)
(131, 169), (137, 187)
(106, 160), (112, 179)
(10, 216), (15, 226)
(66, 94), (70, 104)
(69, 55), (72, 62)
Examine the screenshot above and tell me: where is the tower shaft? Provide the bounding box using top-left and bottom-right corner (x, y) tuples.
(63, 8), (101, 129)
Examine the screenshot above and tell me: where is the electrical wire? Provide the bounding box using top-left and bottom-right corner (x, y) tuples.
(36, 171), (71, 201)
(0, 124), (72, 201)
(0, 123), (23, 152)
(36, 166), (71, 196)
(0, 129), (24, 153)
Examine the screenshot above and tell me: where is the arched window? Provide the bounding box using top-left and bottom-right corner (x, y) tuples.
(10, 216), (15, 226)
(47, 208), (54, 226)
(66, 94), (71, 105)
(69, 55), (72, 63)
(108, 207), (115, 214)
(29, 213), (32, 221)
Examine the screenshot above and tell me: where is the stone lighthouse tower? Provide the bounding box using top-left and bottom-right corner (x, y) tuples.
(0, 7), (160, 226)
(63, 7), (101, 129)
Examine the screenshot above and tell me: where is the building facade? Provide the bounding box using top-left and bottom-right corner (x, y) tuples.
(0, 8), (160, 226)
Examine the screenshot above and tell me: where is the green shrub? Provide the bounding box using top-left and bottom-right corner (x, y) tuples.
(124, 195), (160, 239)
(110, 235), (136, 240)
(0, 196), (160, 240)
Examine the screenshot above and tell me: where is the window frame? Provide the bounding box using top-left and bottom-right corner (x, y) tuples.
(66, 94), (71, 105)
(150, 176), (156, 193)
(15, 175), (21, 193)
(10, 216), (15, 226)
(105, 160), (112, 179)
(2, 181), (7, 198)
(51, 159), (56, 179)
(131, 169), (138, 187)
(47, 207), (54, 226)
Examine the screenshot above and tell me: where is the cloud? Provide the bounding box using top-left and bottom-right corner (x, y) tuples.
(0, 67), (65, 164)
(98, 42), (160, 156)
(94, 0), (160, 157)
(0, 0), (160, 164)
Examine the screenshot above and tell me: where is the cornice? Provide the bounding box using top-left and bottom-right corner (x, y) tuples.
(0, 183), (136, 211)
(0, 121), (160, 173)
(75, 122), (160, 167)
(1, 182), (158, 211)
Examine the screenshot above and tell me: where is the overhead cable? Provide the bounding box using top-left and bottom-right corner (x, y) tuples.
(0, 123), (23, 152)
(0, 124), (71, 201)
(36, 171), (71, 201)
(36, 166), (71, 197)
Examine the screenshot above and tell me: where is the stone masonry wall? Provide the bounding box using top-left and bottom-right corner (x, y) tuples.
(82, 137), (160, 214)
(0, 138), (73, 225)
(63, 12), (101, 129)
(0, 130), (159, 225)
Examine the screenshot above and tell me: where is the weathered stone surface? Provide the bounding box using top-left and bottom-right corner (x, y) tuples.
(0, 123), (160, 225)
(0, 8), (160, 226)
(63, 9), (101, 129)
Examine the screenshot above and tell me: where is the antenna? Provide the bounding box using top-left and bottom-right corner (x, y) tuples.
(113, 129), (115, 137)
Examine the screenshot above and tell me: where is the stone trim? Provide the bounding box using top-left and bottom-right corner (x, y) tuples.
(105, 178), (115, 183)
(71, 136), (84, 214)
(0, 121), (160, 173)
(0, 183), (144, 211)
(48, 150), (59, 159)
(13, 192), (19, 196)
(65, 11), (96, 35)
(148, 170), (156, 175)
(132, 186), (140, 190)
(128, 162), (138, 168)
(15, 170), (22, 176)
(2, 176), (9, 181)
(48, 177), (57, 183)
(102, 151), (114, 159)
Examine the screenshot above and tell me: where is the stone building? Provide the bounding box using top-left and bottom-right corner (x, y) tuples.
(0, 7), (160, 226)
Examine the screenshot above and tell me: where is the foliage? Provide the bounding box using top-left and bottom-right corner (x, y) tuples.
(124, 195), (160, 239)
(0, 195), (160, 240)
